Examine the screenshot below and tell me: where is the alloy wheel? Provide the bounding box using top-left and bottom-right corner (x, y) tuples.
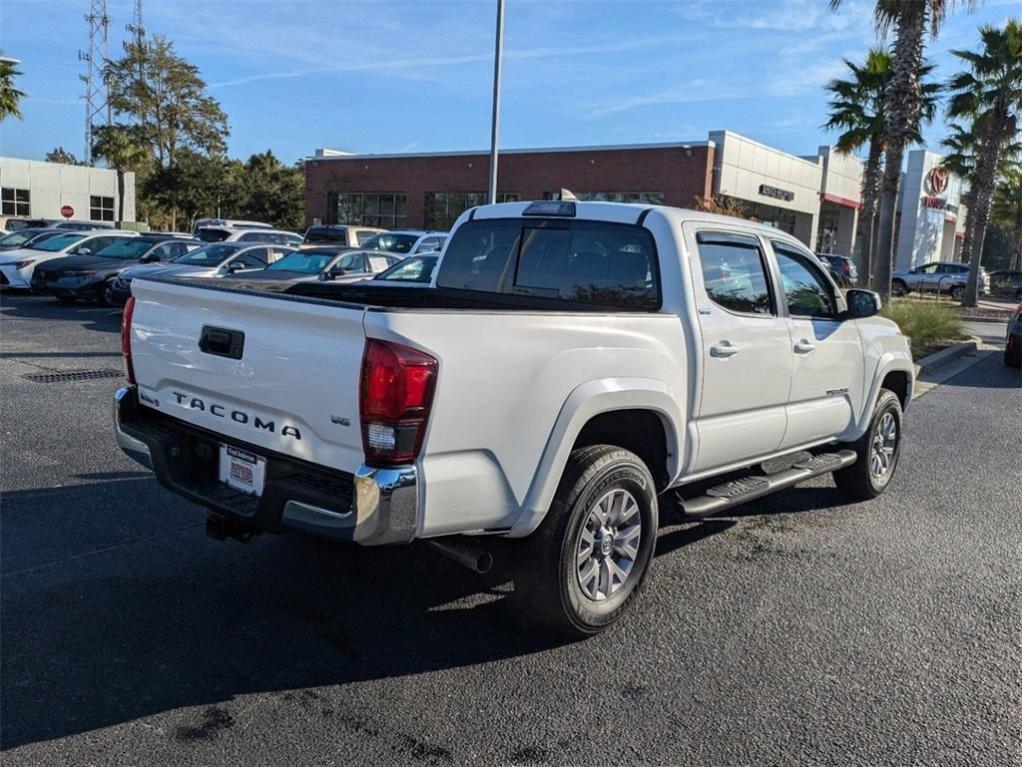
(575, 488), (642, 601)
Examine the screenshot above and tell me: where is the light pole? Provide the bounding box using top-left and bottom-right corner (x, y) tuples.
(487, 0), (505, 205)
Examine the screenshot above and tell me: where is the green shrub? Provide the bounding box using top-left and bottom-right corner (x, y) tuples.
(881, 300), (966, 357)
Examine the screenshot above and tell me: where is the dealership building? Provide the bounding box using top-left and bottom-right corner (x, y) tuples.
(0, 156), (136, 227)
(304, 129), (965, 267)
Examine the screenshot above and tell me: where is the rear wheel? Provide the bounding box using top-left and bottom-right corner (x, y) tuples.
(99, 278), (116, 307)
(515, 445), (658, 638)
(834, 389), (903, 500)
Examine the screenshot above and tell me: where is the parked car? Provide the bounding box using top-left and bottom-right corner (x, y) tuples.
(0, 230), (139, 289)
(2, 217), (55, 231)
(892, 261), (988, 300)
(108, 243), (294, 305)
(302, 225), (386, 248)
(0, 227), (65, 251)
(1005, 304), (1022, 369)
(54, 220), (116, 231)
(114, 199), (914, 636)
(31, 235), (201, 305)
(988, 270), (1022, 302)
(225, 247), (401, 288)
(195, 226), (303, 247)
(367, 253), (439, 285)
(192, 219), (273, 235)
(817, 253), (857, 287)
(361, 230), (447, 256)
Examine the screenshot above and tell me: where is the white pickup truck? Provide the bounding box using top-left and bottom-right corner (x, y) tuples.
(114, 201), (913, 636)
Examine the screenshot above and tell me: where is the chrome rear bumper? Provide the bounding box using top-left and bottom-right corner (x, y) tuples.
(113, 386), (418, 545)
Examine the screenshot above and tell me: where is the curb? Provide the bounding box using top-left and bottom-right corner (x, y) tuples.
(915, 337), (979, 375)
(957, 315), (1010, 325)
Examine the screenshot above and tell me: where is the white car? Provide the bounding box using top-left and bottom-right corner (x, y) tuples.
(0, 230), (139, 289)
(192, 218), (272, 235)
(195, 226), (303, 247)
(361, 230), (447, 256)
(114, 200), (914, 636)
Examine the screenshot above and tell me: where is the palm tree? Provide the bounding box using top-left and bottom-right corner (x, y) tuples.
(830, 0), (978, 300)
(92, 124), (150, 225)
(991, 163), (1022, 271)
(942, 118), (1021, 269)
(0, 59), (25, 121)
(824, 47), (940, 288)
(947, 18), (1022, 306)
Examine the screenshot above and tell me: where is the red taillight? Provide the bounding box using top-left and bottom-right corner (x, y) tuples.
(121, 296), (136, 385)
(359, 338), (438, 466)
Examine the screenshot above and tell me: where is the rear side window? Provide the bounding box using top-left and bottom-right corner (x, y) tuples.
(437, 219), (659, 310)
(696, 232), (773, 315)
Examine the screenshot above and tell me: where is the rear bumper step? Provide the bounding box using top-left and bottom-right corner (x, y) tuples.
(676, 450), (857, 517)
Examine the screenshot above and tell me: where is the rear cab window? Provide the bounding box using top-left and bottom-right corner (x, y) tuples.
(436, 218), (660, 310)
(695, 231), (774, 316)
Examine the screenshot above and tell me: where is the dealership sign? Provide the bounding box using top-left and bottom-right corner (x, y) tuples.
(758, 184), (794, 202)
(926, 166), (949, 195)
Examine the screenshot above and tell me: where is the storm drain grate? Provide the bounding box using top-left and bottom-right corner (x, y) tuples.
(21, 369), (124, 384)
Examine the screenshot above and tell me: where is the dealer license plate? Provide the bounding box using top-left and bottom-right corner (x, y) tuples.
(219, 444), (266, 496)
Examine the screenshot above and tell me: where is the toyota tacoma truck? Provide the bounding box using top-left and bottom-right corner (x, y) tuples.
(113, 201), (914, 636)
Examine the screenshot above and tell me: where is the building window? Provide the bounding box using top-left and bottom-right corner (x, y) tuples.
(90, 196), (115, 222)
(1, 188), (31, 216)
(424, 192), (521, 230)
(331, 192), (408, 228)
(545, 191), (665, 205)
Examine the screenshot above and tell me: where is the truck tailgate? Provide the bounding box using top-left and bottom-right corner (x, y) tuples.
(129, 279), (367, 473)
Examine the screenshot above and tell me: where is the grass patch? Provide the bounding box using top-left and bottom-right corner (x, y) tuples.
(881, 299), (967, 358)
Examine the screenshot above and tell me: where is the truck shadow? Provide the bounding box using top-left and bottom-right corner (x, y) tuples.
(0, 477), (848, 750)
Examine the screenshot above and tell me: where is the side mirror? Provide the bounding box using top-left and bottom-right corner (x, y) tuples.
(843, 289), (882, 319)
(78, 247), (93, 256)
(140, 253), (160, 263)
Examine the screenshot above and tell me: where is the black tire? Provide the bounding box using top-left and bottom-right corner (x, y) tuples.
(891, 279), (907, 297)
(98, 278), (115, 307)
(950, 285), (965, 302)
(834, 389), (903, 500)
(514, 445), (658, 638)
(56, 296), (76, 305)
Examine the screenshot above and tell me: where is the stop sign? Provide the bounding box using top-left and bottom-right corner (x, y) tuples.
(60, 204), (74, 219)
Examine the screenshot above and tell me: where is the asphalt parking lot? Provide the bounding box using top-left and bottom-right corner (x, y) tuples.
(1, 291), (1020, 766)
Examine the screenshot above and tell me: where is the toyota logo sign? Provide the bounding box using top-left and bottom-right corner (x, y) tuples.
(927, 166), (949, 195)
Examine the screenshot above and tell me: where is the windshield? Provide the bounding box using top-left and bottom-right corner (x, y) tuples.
(196, 228), (231, 243)
(1, 230), (45, 248)
(95, 239), (156, 259)
(362, 233), (419, 254)
(174, 243), (241, 266)
(376, 255), (437, 282)
(31, 233), (87, 252)
(267, 250), (336, 274)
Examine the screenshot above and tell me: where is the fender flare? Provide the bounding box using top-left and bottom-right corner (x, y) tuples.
(509, 377), (683, 537)
(848, 353), (914, 439)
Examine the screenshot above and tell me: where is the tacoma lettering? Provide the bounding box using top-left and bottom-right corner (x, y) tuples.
(169, 391), (301, 440)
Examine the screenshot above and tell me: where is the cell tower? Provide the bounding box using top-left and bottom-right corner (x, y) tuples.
(126, 0), (145, 51)
(79, 0), (110, 164)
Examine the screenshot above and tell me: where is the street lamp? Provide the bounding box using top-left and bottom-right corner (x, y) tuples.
(488, 0), (505, 205)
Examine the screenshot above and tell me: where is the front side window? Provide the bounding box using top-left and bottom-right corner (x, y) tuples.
(773, 244), (837, 318)
(90, 196), (115, 222)
(1, 188), (31, 216)
(696, 232), (773, 315)
(437, 218), (659, 310)
(376, 255), (438, 282)
(916, 263), (939, 274)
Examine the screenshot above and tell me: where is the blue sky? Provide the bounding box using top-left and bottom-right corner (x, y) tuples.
(1, 0), (1017, 165)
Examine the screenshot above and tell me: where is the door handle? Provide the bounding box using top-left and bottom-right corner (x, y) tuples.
(710, 341), (740, 358)
(794, 339), (816, 354)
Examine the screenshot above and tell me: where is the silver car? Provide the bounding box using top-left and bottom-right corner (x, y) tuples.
(109, 242), (293, 303)
(891, 261), (988, 300)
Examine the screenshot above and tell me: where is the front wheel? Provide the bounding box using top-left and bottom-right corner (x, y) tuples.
(834, 389), (903, 500)
(891, 279), (907, 297)
(515, 445), (658, 638)
(950, 285), (965, 302)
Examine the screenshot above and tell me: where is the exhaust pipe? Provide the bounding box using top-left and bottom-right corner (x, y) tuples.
(427, 539), (493, 574)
